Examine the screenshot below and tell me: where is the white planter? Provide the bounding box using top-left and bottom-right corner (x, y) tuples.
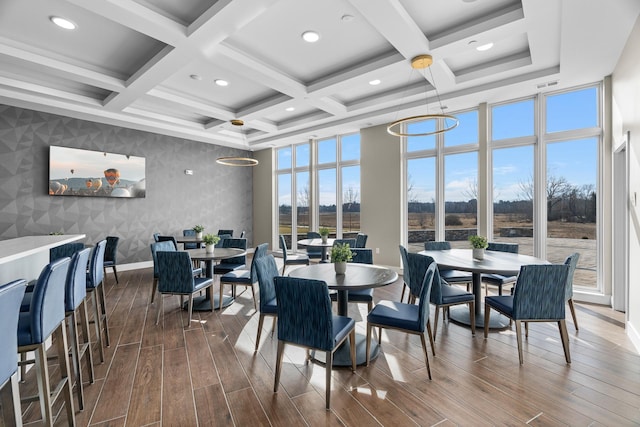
(472, 248), (485, 260)
(205, 244), (214, 254)
(334, 262), (347, 275)
(321, 235), (328, 244)
(196, 231), (203, 240)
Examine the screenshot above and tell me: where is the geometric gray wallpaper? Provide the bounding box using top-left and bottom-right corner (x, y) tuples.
(0, 104), (253, 264)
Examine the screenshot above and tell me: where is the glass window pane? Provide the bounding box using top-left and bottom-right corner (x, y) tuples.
(278, 174), (291, 239)
(342, 166), (360, 234)
(546, 138), (597, 289)
(341, 133), (360, 161)
(277, 147), (291, 170)
(295, 144), (309, 168)
(407, 120), (436, 152)
(296, 171), (309, 235)
(444, 152), (478, 247)
(318, 168), (336, 235)
(492, 146), (534, 255)
(318, 138), (336, 164)
(444, 110), (478, 147)
(407, 157), (435, 253)
(492, 99), (534, 140)
(546, 87), (598, 133)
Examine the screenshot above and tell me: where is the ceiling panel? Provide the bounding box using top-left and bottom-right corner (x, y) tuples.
(131, 0), (218, 26)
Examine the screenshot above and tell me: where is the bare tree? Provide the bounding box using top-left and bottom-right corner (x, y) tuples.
(343, 185), (359, 231)
(407, 174), (418, 203)
(518, 172), (571, 219)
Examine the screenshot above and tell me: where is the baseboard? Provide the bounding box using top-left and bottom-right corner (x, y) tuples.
(627, 321), (640, 354)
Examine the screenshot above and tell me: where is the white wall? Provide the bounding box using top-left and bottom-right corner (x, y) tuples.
(252, 149), (274, 251)
(612, 14), (640, 351)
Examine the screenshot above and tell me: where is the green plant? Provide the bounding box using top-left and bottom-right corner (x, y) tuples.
(468, 235), (488, 249)
(202, 233), (220, 246)
(330, 243), (353, 263)
(319, 226), (330, 237)
(193, 225), (205, 233)
(49, 231), (64, 235)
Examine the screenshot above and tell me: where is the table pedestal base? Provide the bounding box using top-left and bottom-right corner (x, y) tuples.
(311, 333), (378, 367)
(185, 294), (234, 312)
(449, 306), (510, 329)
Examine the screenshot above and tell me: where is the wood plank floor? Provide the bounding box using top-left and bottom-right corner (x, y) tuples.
(12, 260), (640, 426)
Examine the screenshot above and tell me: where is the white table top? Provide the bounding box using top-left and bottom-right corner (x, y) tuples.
(0, 234), (86, 265)
(419, 248), (549, 276)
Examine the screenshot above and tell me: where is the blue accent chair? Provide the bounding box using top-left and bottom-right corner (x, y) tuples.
(484, 264), (571, 364)
(424, 241), (472, 291)
(482, 242), (519, 295)
(103, 236), (120, 284)
(156, 251), (214, 327)
(423, 254), (475, 338)
(333, 238), (356, 248)
(87, 239), (109, 362)
(399, 245), (411, 303)
(152, 233), (160, 242)
(214, 238), (247, 275)
(254, 254), (279, 351)
(355, 233), (368, 248)
(217, 229), (234, 237)
(156, 235), (178, 250)
(150, 241), (203, 304)
(330, 248), (375, 310)
(182, 229), (199, 250)
(305, 232), (323, 259)
(219, 243), (269, 311)
(564, 253), (580, 330)
(215, 234), (231, 248)
(0, 279), (27, 427)
(18, 258), (76, 426)
(65, 247), (94, 410)
(273, 276), (356, 410)
(366, 254), (436, 379)
(50, 242), (85, 263)
(279, 235), (309, 275)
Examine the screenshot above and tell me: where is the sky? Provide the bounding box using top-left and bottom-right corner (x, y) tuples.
(50, 145), (145, 181)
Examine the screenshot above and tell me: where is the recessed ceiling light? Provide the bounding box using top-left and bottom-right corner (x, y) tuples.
(301, 31), (320, 43)
(190, 74), (202, 81)
(214, 79), (229, 86)
(369, 79), (381, 86)
(50, 16), (76, 30)
(285, 107), (295, 112)
(476, 42), (494, 51)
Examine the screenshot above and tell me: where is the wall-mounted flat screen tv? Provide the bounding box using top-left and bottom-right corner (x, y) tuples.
(49, 146), (145, 198)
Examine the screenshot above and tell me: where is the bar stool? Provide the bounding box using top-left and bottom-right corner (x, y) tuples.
(87, 240), (109, 362)
(65, 247), (94, 410)
(0, 279), (27, 427)
(18, 258), (76, 426)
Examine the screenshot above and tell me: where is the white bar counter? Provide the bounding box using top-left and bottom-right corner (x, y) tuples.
(0, 234), (85, 284)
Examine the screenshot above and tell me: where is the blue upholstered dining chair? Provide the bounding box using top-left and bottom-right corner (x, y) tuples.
(354, 233), (368, 248)
(50, 242), (85, 262)
(214, 238), (247, 275)
(103, 235), (120, 284)
(156, 235), (178, 250)
(254, 254), (279, 351)
(564, 253), (580, 330)
(219, 242), (269, 311)
(330, 247), (375, 311)
(217, 229), (234, 237)
(305, 231), (323, 260)
(333, 238), (356, 248)
(366, 254), (436, 379)
(423, 254), (475, 338)
(484, 264), (571, 365)
(0, 279), (27, 427)
(182, 229), (199, 249)
(273, 276), (356, 410)
(482, 242), (519, 295)
(399, 245), (412, 303)
(424, 241), (472, 291)
(156, 251), (214, 327)
(279, 235), (309, 275)
(64, 247), (94, 410)
(87, 239), (109, 361)
(18, 258), (76, 426)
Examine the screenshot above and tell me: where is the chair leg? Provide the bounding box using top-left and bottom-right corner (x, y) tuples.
(433, 306), (440, 340)
(255, 314), (265, 352)
(525, 322), (529, 338)
(274, 341), (285, 392)
(419, 333), (432, 380)
(67, 311), (84, 410)
(55, 323), (76, 425)
(219, 282), (226, 312)
(251, 283), (258, 311)
(558, 320), (571, 364)
(112, 266), (119, 284)
(150, 278), (158, 304)
(186, 294), (194, 328)
(515, 320), (524, 365)
(325, 350), (333, 410)
(349, 330), (356, 373)
(483, 304), (490, 338)
(79, 299), (95, 383)
(469, 301), (476, 336)
(568, 299), (579, 330)
(366, 323), (372, 366)
(0, 372), (22, 427)
(34, 343), (53, 424)
(98, 283), (110, 347)
(271, 317), (277, 337)
(90, 290), (105, 363)
(400, 284), (406, 303)
(156, 295), (163, 326)
(426, 319), (435, 356)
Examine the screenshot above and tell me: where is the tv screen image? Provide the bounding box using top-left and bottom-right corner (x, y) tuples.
(49, 146), (146, 198)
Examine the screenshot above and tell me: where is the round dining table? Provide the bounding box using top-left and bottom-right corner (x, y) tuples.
(186, 247), (246, 311)
(289, 263), (398, 366)
(419, 248), (549, 328)
(296, 238), (335, 263)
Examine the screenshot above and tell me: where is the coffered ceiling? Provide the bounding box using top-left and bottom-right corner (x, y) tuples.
(0, 0), (638, 151)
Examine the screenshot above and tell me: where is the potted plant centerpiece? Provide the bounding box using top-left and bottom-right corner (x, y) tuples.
(331, 243), (353, 274)
(193, 225), (205, 240)
(203, 233), (220, 254)
(319, 226), (330, 244)
(468, 235), (488, 260)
